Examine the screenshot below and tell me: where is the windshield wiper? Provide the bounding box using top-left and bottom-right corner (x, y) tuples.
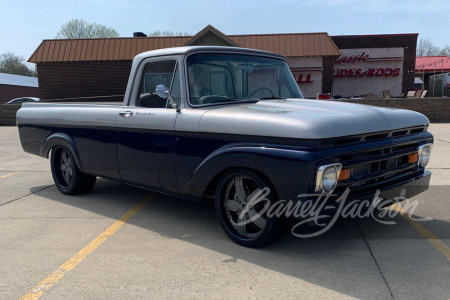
(257, 96), (286, 100)
(212, 98), (258, 104)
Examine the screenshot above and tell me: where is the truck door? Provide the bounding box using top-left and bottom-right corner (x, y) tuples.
(116, 59), (181, 193)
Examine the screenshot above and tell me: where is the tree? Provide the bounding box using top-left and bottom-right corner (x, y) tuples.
(416, 38), (440, 56)
(148, 31), (190, 37)
(55, 19), (120, 39)
(0, 52), (37, 77)
(439, 45), (450, 57)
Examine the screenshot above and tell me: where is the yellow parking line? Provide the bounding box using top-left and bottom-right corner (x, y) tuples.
(20, 195), (152, 300)
(0, 172), (22, 179)
(391, 203), (450, 262)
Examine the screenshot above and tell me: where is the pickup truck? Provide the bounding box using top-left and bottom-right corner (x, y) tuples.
(17, 46), (433, 247)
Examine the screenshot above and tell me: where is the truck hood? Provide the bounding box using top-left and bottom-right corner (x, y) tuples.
(198, 99), (430, 139)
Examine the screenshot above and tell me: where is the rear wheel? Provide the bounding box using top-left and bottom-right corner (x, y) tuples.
(50, 146), (96, 195)
(215, 169), (286, 247)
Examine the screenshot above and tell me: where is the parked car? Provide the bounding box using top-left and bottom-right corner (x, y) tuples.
(16, 46), (433, 247)
(6, 97), (39, 105)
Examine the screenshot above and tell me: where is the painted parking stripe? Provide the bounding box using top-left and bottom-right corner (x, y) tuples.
(0, 172), (22, 179)
(391, 203), (450, 262)
(20, 195), (152, 300)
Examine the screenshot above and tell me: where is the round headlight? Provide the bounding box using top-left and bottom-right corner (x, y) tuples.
(322, 166), (338, 193)
(420, 146), (431, 167)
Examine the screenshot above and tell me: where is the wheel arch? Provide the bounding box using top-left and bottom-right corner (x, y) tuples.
(41, 133), (83, 170)
(203, 166), (278, 203)
(183, 145), (312, 203)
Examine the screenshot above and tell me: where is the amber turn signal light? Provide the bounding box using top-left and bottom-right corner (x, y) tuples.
(408, 153), (418, 164)
(338, 168), (350, 181)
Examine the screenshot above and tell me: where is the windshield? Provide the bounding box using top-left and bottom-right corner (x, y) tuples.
(187, 53), (303, 105)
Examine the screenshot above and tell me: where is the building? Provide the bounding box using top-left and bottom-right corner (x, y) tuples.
(331, 34), (418, 97)
(415, 56), (450, 92)
(28, 25), (417, 100)
(0, 73), (39, 103)
(28, 25), (340, 100)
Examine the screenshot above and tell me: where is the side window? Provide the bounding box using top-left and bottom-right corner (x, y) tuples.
(137, 60), (180, 108)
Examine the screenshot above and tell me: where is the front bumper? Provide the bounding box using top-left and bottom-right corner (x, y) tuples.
(348, 170), (432, 203)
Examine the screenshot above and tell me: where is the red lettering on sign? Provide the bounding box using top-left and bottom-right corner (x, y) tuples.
(385, 68), (393, 77)
(375, 68), (385, 77)
(294, 73), (314, 84)
(334, 52), (370, 64)
(333, 67), (402, 78)
(393, 68), (400, 77)
(355, 69), (363, 77)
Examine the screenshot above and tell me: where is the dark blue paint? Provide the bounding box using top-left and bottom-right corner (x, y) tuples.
(18, 123), (433, 204)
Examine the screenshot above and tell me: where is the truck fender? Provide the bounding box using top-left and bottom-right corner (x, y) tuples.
(183, 144), (314, 202)
(40, 133), (83, 169)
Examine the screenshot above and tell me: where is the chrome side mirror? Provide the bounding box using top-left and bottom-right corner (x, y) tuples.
(155, 85), (179, 111)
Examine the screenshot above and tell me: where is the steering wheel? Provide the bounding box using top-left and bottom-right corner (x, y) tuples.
(249, 87), (275, 98)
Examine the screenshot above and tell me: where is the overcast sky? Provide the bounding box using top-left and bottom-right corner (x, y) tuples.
(1, 0), (449, 61)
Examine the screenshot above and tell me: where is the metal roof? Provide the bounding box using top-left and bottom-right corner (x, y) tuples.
(0, 73), (38, 87)
(28, 27), (340, 63)
(416, 56), (450, 72)
(230, 33), (340, 57)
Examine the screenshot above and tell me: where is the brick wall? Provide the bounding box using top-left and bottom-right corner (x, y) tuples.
(0, 105), (20, 126)
(322, 56), (336, 94)
(0, 85), (39, 104)
(331, 34), (417, 94)
(337, 98), (450, 123)
(37, 61), (132, 100)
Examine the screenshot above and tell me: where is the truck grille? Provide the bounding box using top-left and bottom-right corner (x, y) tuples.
(334, 141), (421, 194)
(318, 126), (427, 148)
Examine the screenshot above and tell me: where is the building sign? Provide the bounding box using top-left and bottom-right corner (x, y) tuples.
(293, 73), (314, 84)
(333, 48), (404, 97)
(287, 57), (323, 98)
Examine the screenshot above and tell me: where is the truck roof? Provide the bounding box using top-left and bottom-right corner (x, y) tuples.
(133, 46), (287, 63)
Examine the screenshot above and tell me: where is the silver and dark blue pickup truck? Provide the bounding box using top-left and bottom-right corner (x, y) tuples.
(17, 46), (433, 247)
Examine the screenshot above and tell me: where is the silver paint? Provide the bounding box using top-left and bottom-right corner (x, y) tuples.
(197, 99), (430, 139)
(17, 46), (430, 140)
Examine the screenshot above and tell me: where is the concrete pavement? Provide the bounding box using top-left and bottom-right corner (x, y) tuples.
(0, 125), (448, 299)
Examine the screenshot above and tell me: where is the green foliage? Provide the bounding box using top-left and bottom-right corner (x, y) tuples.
(0, 52), (37, 77)
(55, 19), (120, 39)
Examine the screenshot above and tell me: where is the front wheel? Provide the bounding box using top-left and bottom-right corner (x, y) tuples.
(215, 169), (286, 247)
(50, 146), (96, 195)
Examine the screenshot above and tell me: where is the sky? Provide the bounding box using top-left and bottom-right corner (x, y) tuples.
(1, 0), (449, 61)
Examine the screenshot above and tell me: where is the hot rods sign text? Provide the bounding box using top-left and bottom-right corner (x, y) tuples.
(334, 52), (401, 78)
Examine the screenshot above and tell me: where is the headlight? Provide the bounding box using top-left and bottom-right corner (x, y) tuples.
(418, 144), (432, 167)
(315, 163), (342, 194)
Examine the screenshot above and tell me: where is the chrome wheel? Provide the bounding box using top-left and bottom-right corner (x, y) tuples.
(216, 169), (287, 247)
(59, 149), (73, 187)
(50, 145), (96, 195)
(223, 175), (269, 239)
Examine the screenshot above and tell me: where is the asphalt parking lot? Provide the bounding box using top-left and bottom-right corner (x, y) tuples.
(0, 125), (449, 299)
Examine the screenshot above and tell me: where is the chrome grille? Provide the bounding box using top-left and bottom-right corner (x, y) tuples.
(336, 141), (420, 190)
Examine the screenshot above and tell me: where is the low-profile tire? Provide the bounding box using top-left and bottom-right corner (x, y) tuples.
(50, 146), (96, 195)
(215, 168), (287, 248)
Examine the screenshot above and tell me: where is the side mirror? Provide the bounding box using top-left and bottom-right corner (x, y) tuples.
(155, 85), (180, 111)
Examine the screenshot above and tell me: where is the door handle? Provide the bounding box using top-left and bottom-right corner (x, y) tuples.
(119, 110), (133, 117)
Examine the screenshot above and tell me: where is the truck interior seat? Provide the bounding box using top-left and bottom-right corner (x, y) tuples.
(139, 93), (167, 108)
